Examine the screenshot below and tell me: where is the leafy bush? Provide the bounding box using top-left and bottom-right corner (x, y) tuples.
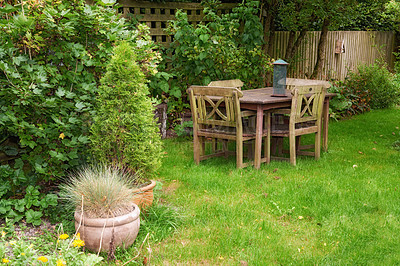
(0, 0), (159, 224)
(331, 63), (400, 117)
(0, 165), (58, 225)
(328, 80), (353, 119)
(90, 41), (163, 180)
(149, 1), (272, 119)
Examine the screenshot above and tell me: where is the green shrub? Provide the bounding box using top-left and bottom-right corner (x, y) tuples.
(0, 0), (159, 224)
(345, 63), (400, 111)
(331, 63), (400, 117)
(328, 80), (352, 120)
(149, 0), (272, 120)
(90, 41), (163, 181)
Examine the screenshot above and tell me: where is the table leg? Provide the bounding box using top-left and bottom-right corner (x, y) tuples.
(323, 98), (330, 152)
(254, 106), (263, 169)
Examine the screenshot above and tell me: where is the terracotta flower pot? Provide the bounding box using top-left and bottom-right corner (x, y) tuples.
(74, 203), (140, 252)
(132, 180), (156, 209)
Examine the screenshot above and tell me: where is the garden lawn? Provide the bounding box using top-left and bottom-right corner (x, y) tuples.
(152, 107), (400, 265)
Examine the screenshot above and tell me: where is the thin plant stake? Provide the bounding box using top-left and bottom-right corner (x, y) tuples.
(122, 233), (150, 266)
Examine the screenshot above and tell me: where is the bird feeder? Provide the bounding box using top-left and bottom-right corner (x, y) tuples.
(272, 59), (289, 97)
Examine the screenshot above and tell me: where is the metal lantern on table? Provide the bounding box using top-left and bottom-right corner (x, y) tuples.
(272, 59), (289, 97)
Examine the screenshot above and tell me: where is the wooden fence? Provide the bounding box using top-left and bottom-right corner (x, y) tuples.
(118, 0), (237, 45)
(117, 1), (396, 81)
(271, 31), (396, 80)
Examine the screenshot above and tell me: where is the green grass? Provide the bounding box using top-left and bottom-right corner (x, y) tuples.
(148, 108), (400, 265)
(5, 108), (398, 265)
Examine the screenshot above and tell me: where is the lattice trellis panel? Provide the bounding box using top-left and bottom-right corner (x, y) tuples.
(117, 0), (238, 45)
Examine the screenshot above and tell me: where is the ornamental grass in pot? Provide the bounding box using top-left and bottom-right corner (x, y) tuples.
(59, 165), (141, 253)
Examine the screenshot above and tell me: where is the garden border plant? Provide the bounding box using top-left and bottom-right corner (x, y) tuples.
(0, 0), (160, 225)
(328, 62), (400, 118)
(148, 0), (273, 125)
(90, 40), (163, 182)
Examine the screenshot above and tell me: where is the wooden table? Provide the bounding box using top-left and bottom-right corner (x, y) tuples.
(239, 87), (335, 169)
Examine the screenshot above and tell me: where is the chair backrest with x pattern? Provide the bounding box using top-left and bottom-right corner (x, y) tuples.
(188, 86), (243, 128)
(290, 85), (326, 124)
(208, 79), (244, 90)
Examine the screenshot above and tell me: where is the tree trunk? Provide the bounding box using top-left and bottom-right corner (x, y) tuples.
(285, 31), (296, 59)
(311, 18), (330, 79)
(285, 29), (307, 61)
(261, 0), (278, 56)
(260, 0), (278, 86)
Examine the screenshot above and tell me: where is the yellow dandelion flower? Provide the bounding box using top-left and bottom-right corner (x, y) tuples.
(75, 233), (81, 240)
(59, 234), (69, 240)
(59, 132), (65, 139)
(1, 231), (5, 237)
(9, 241), (16, 246)
(21, 253), (25, 256)
(37, 256), (48, 263)
(56, 258), (66, 266)
(73, 239), (85, 247)
(2, 258), (9, 263)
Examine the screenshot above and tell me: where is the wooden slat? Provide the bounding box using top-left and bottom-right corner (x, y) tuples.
(271, 31), (395, 81)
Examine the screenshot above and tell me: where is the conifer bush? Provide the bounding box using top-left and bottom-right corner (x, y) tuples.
(90, 41), (163, 181)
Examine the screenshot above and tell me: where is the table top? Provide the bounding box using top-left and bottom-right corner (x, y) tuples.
(240, 87), (336, 105)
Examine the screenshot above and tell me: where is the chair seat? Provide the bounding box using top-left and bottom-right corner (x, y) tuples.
(199, 126), (267, 137)
(271, 120), (317, 133)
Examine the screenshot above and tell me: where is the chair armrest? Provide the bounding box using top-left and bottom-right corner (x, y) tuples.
(241, 110), (256, 117)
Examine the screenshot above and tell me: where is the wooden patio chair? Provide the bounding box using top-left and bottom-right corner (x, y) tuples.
(188, 85), (267, 168)
(270, 78), (331, 155)
(265, 85), (326, 165)
(207, 79), (255, 158)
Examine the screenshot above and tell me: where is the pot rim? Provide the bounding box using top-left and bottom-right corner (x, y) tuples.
(135, 179), (156, 192)
(74, 203), (140, 228)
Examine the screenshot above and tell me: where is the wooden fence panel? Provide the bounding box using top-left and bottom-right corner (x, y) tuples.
(271, 31), (395, 81)
(118, 0), (237, 45)
(115, 1), (395, 81)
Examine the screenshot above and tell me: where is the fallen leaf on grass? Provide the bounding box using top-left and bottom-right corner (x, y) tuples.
(273, 176), (281, 180)
(273, 168), (278, 173)
(263, 193), (269, 198)
(393, 132), (396, 135)
(353, 164), (358, 168)
(298, 216), (304, 220)
(372, 148), (376, 150)
(358, 151), (363, 154)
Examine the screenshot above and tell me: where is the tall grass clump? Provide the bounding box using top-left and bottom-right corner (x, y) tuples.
(59, 165), (137, 218)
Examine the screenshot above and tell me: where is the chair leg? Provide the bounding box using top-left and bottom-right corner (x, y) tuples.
(236, 138), (244, 168)
(296, 136), (301, 152)
(223, 140), (229, 158)
(289, 132), (296, 166)
(193, 134), (201, 164)
(315, 131), (321, 160)
(265, 113), (271, 164)
(276, 137), (284, 155)
(212, 138), (217, 153)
